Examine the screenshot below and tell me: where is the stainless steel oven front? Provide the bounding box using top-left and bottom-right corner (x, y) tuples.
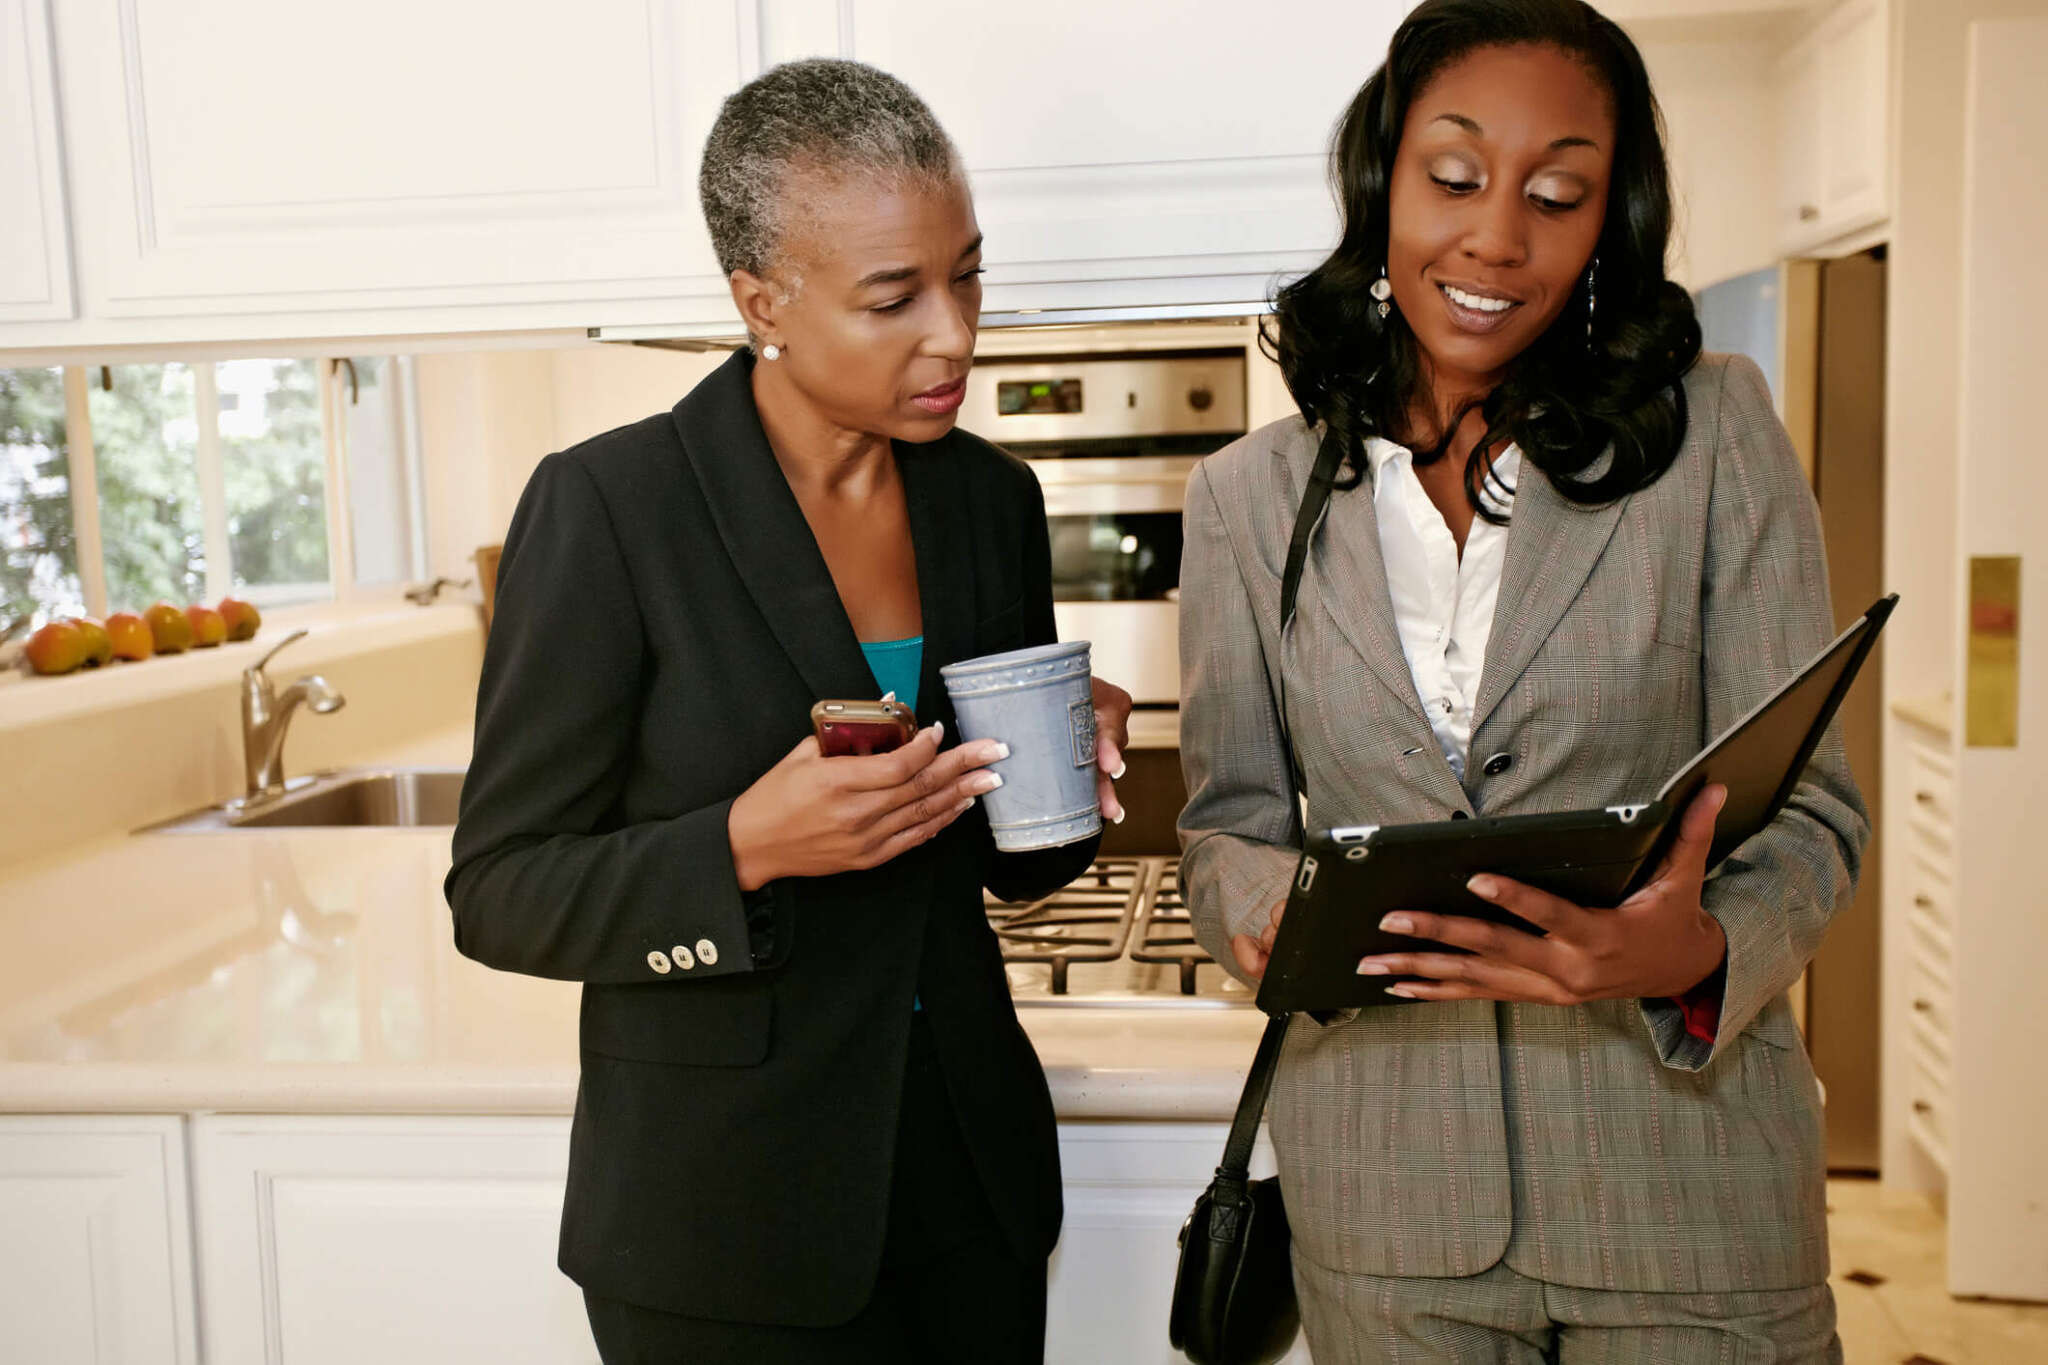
(961, 352), (1247, 706)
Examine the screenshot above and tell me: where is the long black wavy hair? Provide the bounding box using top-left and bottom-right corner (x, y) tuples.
(1265, 0), (1702, 515)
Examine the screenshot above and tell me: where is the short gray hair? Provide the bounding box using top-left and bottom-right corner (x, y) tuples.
(699, 59), (960, 282)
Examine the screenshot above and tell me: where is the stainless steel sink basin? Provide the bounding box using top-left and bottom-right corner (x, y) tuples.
(144, 768), (465, 832)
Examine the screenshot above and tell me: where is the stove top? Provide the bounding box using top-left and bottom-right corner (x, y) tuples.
(986, 856), (1254, 1007)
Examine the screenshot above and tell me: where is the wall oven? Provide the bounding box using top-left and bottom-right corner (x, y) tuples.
(960, 351), (1247, 709)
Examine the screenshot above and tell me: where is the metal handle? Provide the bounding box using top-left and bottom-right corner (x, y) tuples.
(1912, 1100), (1933, 1116)
(1912, 998), (1931, 1013)
(1914, 894), (1934, 909)
(250, 627), (309, 675)
(1916, 790), (1936, 805)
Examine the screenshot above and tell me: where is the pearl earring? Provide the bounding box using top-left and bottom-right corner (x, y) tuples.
(760, 343), (782, 361)
(1370, 266), (1394, 320)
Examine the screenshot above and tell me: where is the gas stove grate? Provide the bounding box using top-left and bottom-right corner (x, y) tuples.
(1129, 858), (1212, 995)
(985, 857), (1143, 995)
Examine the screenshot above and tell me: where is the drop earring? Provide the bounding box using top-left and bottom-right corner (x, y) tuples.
(1370, 266), (1394, 320)
(1584, 257), (1598, 347)
(760, 343), (782, 361)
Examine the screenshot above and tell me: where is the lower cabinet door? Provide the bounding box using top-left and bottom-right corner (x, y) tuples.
(1049, 1122), (1312, 1365)
(191, 1115), (591, 1365)
(0, 1115), (198, 1365)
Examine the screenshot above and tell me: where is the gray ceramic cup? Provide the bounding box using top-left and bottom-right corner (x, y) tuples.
(941, 641), (1101, 852)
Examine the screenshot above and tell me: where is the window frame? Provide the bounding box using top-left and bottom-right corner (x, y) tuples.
(9, 355), (424, 621)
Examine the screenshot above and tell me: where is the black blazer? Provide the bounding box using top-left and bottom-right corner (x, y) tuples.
(446, 350), (1097, 1326)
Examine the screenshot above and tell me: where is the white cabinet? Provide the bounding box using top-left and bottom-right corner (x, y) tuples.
(190, 1115), (595, 1364)
(1052, 1123), (1312, 1365)
(185, 1112), (1313, 1363)
(1776, 0), (1891, 254)
(0, 0), (74, 322)
(0, 1115), (198, 1365)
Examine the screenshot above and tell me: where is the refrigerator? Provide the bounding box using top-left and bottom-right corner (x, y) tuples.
(1697, 251), (1889, 1172)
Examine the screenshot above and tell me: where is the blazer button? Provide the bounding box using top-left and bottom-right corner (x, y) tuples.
(1483, 752), (1515, 777)
(671, 945), (697, 971)
(696, 938), (720, 966)
(647, 950), (672, 975)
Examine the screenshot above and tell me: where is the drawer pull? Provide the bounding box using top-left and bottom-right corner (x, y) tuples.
(1916, 790), (1937, 805)
(1913, 1100), (1933, 1116)
(1914, 894), (1934, 909)
(1913, 998), (1931, 1012)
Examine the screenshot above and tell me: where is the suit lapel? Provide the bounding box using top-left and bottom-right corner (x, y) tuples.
(1309, 468), (1439, 713)
(672, 351), (877, 705)
(896, 437), (973, 729)
(1469, 462), (1629, 732)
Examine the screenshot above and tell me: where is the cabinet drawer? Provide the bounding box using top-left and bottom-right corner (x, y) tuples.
(1904, 737), (1956, 829)
(1905, 1042), (1953, 1171)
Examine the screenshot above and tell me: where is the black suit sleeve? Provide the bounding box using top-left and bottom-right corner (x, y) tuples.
(976, 462), (1102, 903)
(445, 452), (771, 984)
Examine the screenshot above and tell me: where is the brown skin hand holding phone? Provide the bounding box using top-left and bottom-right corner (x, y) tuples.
(727, 720), (1006, 891)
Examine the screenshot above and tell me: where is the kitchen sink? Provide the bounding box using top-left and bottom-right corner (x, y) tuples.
(143, 767), (465, 832)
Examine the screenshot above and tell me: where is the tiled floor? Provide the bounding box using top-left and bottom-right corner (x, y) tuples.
(1828, 1177), (2048, 1362)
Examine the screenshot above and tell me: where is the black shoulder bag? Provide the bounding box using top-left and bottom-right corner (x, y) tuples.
(1168, 433), (1346, 1365)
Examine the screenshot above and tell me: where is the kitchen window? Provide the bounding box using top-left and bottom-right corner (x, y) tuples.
(1, 356), (424, 628)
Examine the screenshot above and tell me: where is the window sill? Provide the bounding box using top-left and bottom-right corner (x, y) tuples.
(0, 600), (482, 732)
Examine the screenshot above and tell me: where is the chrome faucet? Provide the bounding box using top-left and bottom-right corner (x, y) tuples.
(241, 629), (345, 802)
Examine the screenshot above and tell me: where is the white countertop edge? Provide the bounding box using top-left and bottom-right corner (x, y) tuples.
(0, 1062), (1252, 1122)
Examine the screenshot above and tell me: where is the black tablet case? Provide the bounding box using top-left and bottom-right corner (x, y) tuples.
(1254, 594), (1895, 1014)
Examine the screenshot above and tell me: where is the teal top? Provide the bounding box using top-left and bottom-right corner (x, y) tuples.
(860, 636), (923, 717)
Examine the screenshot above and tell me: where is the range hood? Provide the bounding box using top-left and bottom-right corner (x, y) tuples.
(589, 298), (1273, 352)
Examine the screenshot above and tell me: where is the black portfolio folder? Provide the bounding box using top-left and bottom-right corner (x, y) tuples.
(1255, 594), (1895, 1014)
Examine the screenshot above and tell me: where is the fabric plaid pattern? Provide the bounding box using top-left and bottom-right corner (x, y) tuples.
(1177, 354), (1868, 1296)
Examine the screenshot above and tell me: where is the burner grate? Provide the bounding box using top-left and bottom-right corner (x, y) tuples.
(985, 857), (1142, 995)
(1129, 858), (1212, 994)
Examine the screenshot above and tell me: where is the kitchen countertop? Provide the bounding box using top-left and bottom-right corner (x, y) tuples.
(0, 730), (1263, 1121)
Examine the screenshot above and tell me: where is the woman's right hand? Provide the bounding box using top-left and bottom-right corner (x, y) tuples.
(1230, 899), (1288, 980)
(727, 724), (1006, 890)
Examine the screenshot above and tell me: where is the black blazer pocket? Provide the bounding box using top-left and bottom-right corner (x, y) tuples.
(579, 976), (772, 1068)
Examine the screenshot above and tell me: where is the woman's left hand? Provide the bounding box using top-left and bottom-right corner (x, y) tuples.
(1357, 785), (1731, 1004)
(1091, 675), (1133, 824)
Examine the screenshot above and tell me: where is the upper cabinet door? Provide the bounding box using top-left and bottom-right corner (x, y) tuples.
(0, 0), (75, 322)
(762, 0), (1410, 315)
(1776, 0), (1890, 255)
(49, 0), (744, 327)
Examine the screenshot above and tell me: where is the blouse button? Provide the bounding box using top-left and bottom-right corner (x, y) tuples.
(1483, 753), (1515, 777)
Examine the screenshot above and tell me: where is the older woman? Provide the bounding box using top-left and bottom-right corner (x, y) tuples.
(1179, 1), (1865, 1360)
(447, 59), (1130, 1363)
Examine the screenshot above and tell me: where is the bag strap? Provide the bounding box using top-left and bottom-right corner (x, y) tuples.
(1215, 429), (1349, 1185)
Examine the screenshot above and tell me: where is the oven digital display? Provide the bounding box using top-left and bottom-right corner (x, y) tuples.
(997, 378), (1083, 415)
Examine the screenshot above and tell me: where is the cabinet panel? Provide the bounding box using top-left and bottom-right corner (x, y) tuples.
(841, 0), (1412, 305)
(192, 1115), (592, 1365)
(1819, 0), (1887, 229)
(0, 1116), (197, 1365)
(0, 0), (74, 321)
(53, 0), (744, 318)
(1049, 1123), (1310, 1365)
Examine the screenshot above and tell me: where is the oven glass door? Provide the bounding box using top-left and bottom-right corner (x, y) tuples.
(1047, 512), (1183, 602)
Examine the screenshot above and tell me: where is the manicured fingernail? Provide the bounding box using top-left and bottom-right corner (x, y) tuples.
(934, 720), (944, 741)
(1466, 876), (1497, 899)
(976, 773), (1004, 793)
(1111, 761), (1128, 780)
(992, 741), (1010, 760)
(1386, 985), (1419, 998)
(954, 797), (975, 814)
(1379, 914), (1413, 935)
(1357, 961), (1390, 975)
(1111, 808), (1126, 825)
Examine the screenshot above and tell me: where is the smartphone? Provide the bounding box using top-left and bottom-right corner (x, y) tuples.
(811, 698), (918, 757)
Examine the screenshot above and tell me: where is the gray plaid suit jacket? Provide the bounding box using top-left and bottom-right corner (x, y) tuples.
(1177, 353), (1868, 1295)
